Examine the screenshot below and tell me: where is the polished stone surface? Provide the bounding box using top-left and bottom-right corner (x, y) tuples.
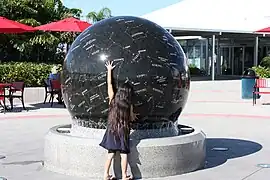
(44, 124), (206, 179)
(62, 16), (190, 129)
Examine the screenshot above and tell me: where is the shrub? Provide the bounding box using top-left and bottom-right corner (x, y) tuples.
(0, 62), (59, 87)
(260, 56), (270, 68)
(189, 64), (206, 76)
(0, 62), (209, 86)
(252, 66), (270, 78)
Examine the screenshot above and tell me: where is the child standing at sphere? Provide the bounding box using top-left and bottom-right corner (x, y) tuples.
(100, 61), (138, 180)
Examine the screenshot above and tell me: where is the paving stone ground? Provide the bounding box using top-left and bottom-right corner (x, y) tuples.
(0, 80), (270, 180)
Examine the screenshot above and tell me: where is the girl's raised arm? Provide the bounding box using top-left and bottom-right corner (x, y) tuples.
(105, 61), (115, 103)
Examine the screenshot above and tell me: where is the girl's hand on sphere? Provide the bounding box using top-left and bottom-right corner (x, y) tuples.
(105, 61), (115, 71)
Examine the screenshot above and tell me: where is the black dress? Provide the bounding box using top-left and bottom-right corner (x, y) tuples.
(99, 124), (130, 154)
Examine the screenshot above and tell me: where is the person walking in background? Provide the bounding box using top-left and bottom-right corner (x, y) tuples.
(100, 61), (138, 180)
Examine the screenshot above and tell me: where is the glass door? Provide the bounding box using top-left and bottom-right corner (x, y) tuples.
(233, 47), (243, 75)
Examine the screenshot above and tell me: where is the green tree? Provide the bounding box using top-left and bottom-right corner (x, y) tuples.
(260, 56), (270, 68)
(86, 7), (112, 23)
(65, 8), (83, 19)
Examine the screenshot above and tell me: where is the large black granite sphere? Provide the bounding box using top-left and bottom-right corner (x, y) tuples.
(62, 16), (190, 129)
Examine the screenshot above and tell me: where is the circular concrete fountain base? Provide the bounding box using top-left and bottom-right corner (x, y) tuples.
(44, 124), (206, 179)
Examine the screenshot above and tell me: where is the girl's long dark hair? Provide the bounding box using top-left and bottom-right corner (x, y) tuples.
(108, 83), (133, 139)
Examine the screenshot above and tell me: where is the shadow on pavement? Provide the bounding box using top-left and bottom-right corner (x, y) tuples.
(29, 102), (66, 109)
(0, 101), (65, 113)
(205, 138), (262, 169)
(0, 106), (39, 113)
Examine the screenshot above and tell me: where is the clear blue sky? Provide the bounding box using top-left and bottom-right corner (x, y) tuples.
(63, 0), (181, 18)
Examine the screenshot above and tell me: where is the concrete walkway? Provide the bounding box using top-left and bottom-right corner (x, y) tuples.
(0, 80), (270, 180)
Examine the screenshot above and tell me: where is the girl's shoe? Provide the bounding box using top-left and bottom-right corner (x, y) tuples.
(123, 175), (133, 180)
(104, 175), (116, 180)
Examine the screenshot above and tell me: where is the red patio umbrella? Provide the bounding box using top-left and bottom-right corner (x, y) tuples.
(256, 27), (270, 33)
(35, 17), (91, 32)
(0, 16), (36, 33)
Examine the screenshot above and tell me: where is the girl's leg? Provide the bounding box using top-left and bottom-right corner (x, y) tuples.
(104, 152), (115, 180)
(120, 153), (129, 179)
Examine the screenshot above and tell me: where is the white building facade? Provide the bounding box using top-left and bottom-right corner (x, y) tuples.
(142, 0), (270, 77)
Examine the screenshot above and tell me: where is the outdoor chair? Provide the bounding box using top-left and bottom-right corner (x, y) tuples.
(0, 87), (5, 113)
(253, 78), (270, 105)
(0, 89), (4, 101)
(49, 79), (62, 107)
(43, 79), (53, 104)
(9, 81), (26, 110)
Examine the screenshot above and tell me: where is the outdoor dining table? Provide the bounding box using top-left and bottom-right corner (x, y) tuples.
(0, 83), (12, 113)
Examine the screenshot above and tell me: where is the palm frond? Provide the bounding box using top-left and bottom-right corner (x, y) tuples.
(86, 11), (98, 22)
(99, 7), (112, 18)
